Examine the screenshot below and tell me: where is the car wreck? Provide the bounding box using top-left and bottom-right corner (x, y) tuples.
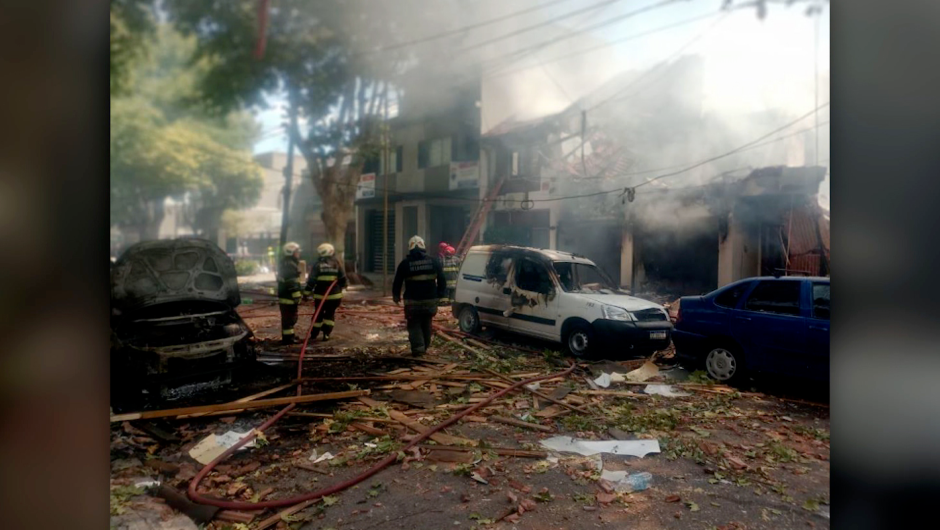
(110, 238), (256, 409)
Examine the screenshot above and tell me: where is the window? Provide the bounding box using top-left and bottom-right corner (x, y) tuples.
(744, 281), (802, 316)
(511, 152), (520, 176)
(715, 281), (751, 309)
(553, 262), (618, 293)
(515, 258), (552, 294)
(812, 283), (830, 320)
(380, 146), (403, 175)
(418, 137), (451, 169)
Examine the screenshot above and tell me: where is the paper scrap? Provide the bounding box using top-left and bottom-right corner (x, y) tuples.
(540, 436), (660, 458)
(593, 373), (611, 388)
(524, 382), (540, 391)
(312, 452), (335, 464)
(626, 361), (659, 382)
(643, 384), (690, 397)
(188, 431), (257, 465)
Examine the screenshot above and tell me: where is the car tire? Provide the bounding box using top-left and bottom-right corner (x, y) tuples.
(457, 305), (481, 334)
(704, 344), (745, 384)
(564, 322), (595, 358)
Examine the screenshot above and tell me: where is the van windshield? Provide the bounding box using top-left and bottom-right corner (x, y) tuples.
(553, 262), (620, 294)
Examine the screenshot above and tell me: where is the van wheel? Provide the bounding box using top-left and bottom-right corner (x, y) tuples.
(564, 322), (594, 358)
(457, 306), (481, 334)
(705, 345), (745, 384)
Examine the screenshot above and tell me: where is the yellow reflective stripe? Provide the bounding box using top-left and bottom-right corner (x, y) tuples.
(302, 290), (311, 296)
(313, 293), (344, 300)
(311, 322), (322, 328)
(316, 275), (338, 281)
(323, 320), (335, 326)
(282, 329), (294, 335)
(443, 267), (459, 272)
(279, 298), (296, 305)
(292, 291), (302, 298)
(408, 273), (437, 281)
(446, 281), (457, 287)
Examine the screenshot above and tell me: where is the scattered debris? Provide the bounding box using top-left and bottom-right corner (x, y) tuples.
(625, 361), (659, 382)
(540, 436), (661, 457)
(188, 430), (258, 465)
(599, 470), (653, 493)
(642, 384), (691, 397)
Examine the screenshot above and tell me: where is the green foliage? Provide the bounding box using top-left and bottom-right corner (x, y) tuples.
(110, 24), (262, 238)
(109, 485), (144, 515)
(686, 370), (716, 385)
(234, 260), (260, 276)
(111, 0), (155, 95)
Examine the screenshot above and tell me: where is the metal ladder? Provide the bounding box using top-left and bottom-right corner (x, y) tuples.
(455, 175), (507, 257)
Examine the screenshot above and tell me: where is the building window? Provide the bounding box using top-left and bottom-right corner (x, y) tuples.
(418, 137), (451, 169)
(380, 146), (403, 175)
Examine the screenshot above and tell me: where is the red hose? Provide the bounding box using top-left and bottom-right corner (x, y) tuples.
(187, 359), (576, 510)
(296, 280), (338, 395)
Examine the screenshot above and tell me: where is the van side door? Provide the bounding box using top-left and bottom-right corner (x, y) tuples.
(507, 257), (560, 341)
(460, 251), (512, 330)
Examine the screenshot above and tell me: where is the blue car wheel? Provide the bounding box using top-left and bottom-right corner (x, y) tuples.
(705, 346), (743, 383)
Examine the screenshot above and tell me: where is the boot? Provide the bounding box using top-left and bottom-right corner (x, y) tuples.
(281, 336), (295, 345)
(322, 334), (331, 342)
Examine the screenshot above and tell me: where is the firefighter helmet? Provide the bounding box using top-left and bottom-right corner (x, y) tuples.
(408, 235), (426, 250)
(283, 242), (301, 256)
(317, 243), (335, 257)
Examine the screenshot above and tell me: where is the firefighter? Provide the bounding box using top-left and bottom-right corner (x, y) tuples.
(277, 242), (303, 344)
(303, 243), (346, 341)
(438, 242), (461, 304)
(392, 236), (446, 356)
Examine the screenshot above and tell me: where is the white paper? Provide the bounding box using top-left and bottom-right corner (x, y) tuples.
(524, 382), (540, 391)
(312, 451), (335, 464)
(540, 436), (660, 458)
(593, 373), (611, 388)
(643, 384), (690, 397)
(188, 430), (256, 465)
(626, 361), (659, 382)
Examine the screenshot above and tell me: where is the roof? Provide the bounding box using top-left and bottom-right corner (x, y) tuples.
(483, 113), (559, 138)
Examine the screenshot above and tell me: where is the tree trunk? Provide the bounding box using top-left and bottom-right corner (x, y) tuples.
(312, 162), (362, 269)
(140, 199), (166, 241)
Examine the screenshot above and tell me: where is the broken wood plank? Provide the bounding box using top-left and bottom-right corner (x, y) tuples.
(415, 444), (547, 459)
(215, 510), (260, 524)
(489, 415), (554, 433)
(110, 390), (369, 422)
(573, 390), (650, 398)
(387, 410), (476, 446)
(253, 499), (319, 530)
(285, 412), (397, 424)
(178, 382), (297, 419)
(350, 422), (388, 436)
(480, 367), (591, 415)
(436, 331), (500, 362)
(358, 396), (386, 408)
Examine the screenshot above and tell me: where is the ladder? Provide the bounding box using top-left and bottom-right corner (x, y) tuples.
(456, 175), (507, 257)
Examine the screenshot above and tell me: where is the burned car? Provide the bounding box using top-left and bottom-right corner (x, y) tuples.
(110, 238), (255, 408)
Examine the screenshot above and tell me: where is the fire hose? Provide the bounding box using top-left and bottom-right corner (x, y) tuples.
(187, 281), (577, 510)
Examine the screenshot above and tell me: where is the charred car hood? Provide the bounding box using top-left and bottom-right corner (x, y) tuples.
(577, 292), (665, 312)
(111, 238), (241, 314)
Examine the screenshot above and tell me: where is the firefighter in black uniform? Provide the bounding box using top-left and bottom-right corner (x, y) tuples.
(277, 242), (303, 344)
(392, 236), (447, 356)
(303, 243), (346, 341)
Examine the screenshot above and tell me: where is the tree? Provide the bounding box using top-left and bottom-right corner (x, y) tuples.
(110, 25), (263, 241)
(110, 0), (155, 95)
(164, 0), (445, 264)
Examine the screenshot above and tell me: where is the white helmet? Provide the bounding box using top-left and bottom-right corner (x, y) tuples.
(408, 235), (426, 250)
(283, 242), (301, 256)
(317, 243), (335, 257)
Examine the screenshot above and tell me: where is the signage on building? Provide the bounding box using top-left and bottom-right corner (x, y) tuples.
(356, 173), (376, 199)
(449, 161), (479, 191)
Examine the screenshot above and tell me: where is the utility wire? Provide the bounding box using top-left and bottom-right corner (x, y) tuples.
(486, 10), (722, 79)
(357, 0), (579, 55)
(456, 0), (630, 55)
(482, 0), (684, 72)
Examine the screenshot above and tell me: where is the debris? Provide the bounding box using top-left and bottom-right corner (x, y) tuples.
(111, 389), (369, 422)
(643, 384), (691, 397)
(598, 471), (652, 493)
(509, 480), (532, 493)
(607, 428), (632, 440)
(388, 389), (439, 409)
(470, 472), (489, 484)
(665, 495), (681, 503)
(415, 444), (546, 458)
(596, 492), (617, 504)
(155, 485), (220, 525)
(524, 382), (540, 391)
(145, 459), (180, 476)
(540, 436), (661, 457)
(312, 452), (335, 464)
(389, 410), (477, 446)
(726, 456), (749, 470)
(177, 382), (297, 419)
(490, 415), (554, 432)
(188, 431), (258, 465)
(583, 375), (600, 390)
(593, 372), (626, 388)
(426, 450), (475, 463)
(253, 499), (319, 530)
(626, 361), (659, 382)
(215, 509), (260, 523)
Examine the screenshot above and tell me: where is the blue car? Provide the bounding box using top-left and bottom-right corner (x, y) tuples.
(672, 276), (830, 384)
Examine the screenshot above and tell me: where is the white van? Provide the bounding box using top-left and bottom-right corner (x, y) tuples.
(453, 245), (672, 358)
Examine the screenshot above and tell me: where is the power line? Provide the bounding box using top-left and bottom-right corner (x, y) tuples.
(357, 0), (581, 56)
(485, 10), (722, 79)
(456, 0), (630, 55)
(586, 12), (729, 112)
(634, 102), (831, 189)
(482, 0), (685, 73)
